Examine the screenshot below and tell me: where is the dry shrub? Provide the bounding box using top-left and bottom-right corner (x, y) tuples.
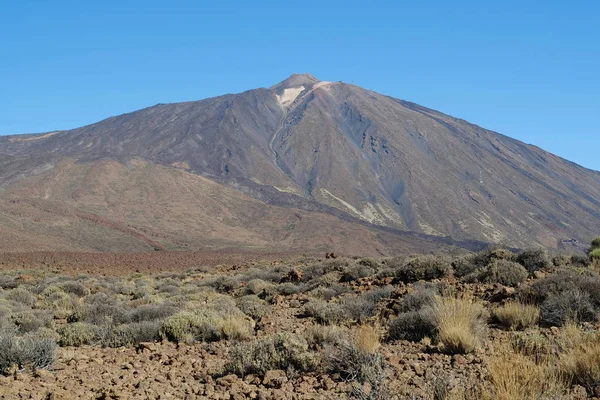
(556, 322), (600, 395)
(563, 341), (600, 394)
(224, 333), (318, 377)
(479, 260), (528, 287)
(13, 311), (53, 334)
(102, 321), (161, 348)
(6, 288), (36, 307)
(304, 325), (347, 349)
(221, 315), (253, 341)
(397, 283), (438, 313)
(159, 311), (221, 343)
(236, 295), (270, 320)
(540, 289), (597, 327)
(344, 287), (393, 323)
(511, 331), (552, 362)
(325, 337), (389, 400)
(159, 310), (253, 343)
(516, 248), (551, 273)
(0, 329), (57, 373)
(58, 322), (97, 347)
(555, 320), (588, 351)
(245, 279), (273, 295)
(354, 325), (381, 354)
(433, 297), (487, 354)
(493, 302), (539, 330)
(394, 255), (451, 283)
(303, 299), (349, 325)
(388, 308), (435, 342)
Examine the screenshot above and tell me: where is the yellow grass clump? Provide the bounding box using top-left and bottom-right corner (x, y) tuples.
(493, 301), (539, 330)
(354, 325), (381, 354)
(487, 350), (567, 400)
(433, 296), (487, 354)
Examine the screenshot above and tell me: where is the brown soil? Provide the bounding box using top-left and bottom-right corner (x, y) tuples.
(0, 250), (297, 276)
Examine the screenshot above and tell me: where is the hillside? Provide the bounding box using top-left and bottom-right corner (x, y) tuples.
(0, 73), (598, 253)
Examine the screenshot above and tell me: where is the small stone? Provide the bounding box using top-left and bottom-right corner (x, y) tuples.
(571, 385), (587, 399)
(413, 363), (425, 376)
(533, 270), (546, 279)
(263, 370), (287, 388)
(34, 369), (55, 382)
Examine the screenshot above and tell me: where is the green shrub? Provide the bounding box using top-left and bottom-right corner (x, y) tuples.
(0, 328), (18, 373)
(344, 287), (393, 323)
(339, 264), (376, 282)
(303, 300), (349, 325)
(276, 282), (302, 296)
(19, 335), (57, 370)
(304, 325), (347, 349)
(6, 288), (36, 307)
(452, 255), (481, 278)
(519, 269), (600, 307)
(590, 248), (600, 260)
(103, 321), (161, 347)
(236, 295), (270, 320)
(358, 258), (381, 269)
(211, 276), (239, 293)
(453, 248), (514, 278)
(128, 304), (177, 323)
(224, 333), (318, 377)
(479, 260), (528, 287)
(0, 276), (18, 290)
(159, 311), (221, 343)
(58, 322), (97, 346)
(516, 248), (550, 273)
(245, 279), (273, 295)
(591, 237), (600, 249)
(388, 308), (436, 342)
(540, 290), (597, 326)
(0, 329), (57, 373)
(397, 284), (438, 313)
(325, 339), (386, 393)
(13, 311), (53, 334)
(60, 281), (89, 297)
(394, 255), (451, 283)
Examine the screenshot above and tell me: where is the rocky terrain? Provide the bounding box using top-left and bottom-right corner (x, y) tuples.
(1, 242), (600, 399)
(0, 73), (598, 254)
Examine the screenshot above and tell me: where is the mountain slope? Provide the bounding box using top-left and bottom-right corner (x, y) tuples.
(1, 73), (598, 252)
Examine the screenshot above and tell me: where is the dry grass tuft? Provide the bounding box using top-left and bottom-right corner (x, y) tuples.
(493, 302), (539, 330)
(486, 349), (567, 400)
(354, 325), (381, 354)
(433, 296), (487, 354)
(563, 341), (600, 394)
(221, 316), (253, 341)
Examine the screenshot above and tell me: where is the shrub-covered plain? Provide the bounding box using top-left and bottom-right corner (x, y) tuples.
(0, 243), (599, 399)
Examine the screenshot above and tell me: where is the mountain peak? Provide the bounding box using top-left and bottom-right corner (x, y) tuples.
(271, 73), (320, 91)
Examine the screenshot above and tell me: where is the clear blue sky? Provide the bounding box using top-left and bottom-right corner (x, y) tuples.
(1, 1), (598, 171)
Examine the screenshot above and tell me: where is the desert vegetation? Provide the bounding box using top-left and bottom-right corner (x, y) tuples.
(1, 242), (600, 398)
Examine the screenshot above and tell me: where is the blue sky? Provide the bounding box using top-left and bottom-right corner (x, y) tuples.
(1, 1), (598, 171)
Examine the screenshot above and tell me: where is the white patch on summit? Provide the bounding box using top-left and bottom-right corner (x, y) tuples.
(312, 81), (333, 90)
(276, 86), (305, 108)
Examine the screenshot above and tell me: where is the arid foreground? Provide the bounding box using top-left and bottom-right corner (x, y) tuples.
(1, 244), (600, 399)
